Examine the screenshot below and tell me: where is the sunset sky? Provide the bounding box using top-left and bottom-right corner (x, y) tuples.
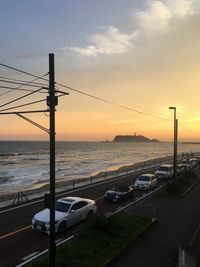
(1, 0), (200, 141)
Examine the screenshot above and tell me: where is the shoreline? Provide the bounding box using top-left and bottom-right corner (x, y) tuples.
(0, 155), (174, 202)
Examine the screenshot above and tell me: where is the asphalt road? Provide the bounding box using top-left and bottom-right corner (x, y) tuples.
(0, 166), (161, 267)
(108, 176), (200, 267)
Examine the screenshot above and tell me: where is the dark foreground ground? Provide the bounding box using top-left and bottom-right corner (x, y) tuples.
(108, 181), (200, 267)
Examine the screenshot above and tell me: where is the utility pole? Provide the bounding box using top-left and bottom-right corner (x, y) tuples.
(48, 53), (57, 267)
(169, 106), (178, 184)
(175, 118), (178, 183)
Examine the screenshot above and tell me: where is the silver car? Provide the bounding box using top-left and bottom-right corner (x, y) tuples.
(134, 174), (157, 190)
(32, 196), (97, 234)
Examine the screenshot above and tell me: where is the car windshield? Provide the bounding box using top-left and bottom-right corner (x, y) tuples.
(112, 185), (127, 192)
(138, 176), (150, 181)
(158, 166), (170, 171)
(55, 201), (71, 212)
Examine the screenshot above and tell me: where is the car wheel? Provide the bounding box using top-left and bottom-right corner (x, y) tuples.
(87, 210), (94, 220)
(58, 221), (67, 234)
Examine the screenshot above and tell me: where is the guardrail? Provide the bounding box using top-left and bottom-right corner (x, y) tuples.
(1, 152), (200, 205)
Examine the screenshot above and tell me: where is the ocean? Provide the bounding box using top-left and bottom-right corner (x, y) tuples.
(0, 141), (200, 193)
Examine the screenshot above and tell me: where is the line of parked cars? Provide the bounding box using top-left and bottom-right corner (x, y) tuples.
(32, 156), (199, 234)
(104, 156), (200, 203)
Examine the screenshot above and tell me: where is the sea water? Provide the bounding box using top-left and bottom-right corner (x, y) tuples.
(0, 141), (199, 192)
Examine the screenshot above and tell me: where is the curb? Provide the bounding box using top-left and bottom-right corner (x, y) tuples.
(101, 218), (157, 267)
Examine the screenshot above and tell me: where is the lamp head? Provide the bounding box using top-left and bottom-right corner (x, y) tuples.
(169, 106), (176, 110)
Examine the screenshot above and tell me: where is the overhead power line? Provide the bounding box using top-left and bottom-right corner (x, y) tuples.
(0, 73), (48, 97)
(57, 82), (171, 121)
(0, 78), (47, 88)
(0, 76), (47, 86)
(2, 61), (200, 137)
(0, 63), (48, 80)
(0, 87), (44, 109)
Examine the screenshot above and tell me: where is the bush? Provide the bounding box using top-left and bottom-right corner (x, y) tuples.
(78, 215), (121, 238)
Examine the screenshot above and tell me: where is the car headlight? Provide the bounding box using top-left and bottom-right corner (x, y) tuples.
(115, 195), (120, 198)
(104, 193), (108, 197)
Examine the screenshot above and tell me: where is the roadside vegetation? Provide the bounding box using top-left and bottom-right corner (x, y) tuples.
(158, 171), (199, 197)
(30, 213), (152, 267)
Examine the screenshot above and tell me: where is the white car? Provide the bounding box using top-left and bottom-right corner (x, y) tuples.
(32, 196), (97, 234)
(134, 174), (157, 190)
(154, 164), (173, 180)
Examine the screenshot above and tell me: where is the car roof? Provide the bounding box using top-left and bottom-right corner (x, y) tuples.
(158, 164), (173, 167)
(140, 173), (154, 177)
(58, 196), (89, 204)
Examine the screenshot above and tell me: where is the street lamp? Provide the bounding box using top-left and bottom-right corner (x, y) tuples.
(169, 106), (178, 184)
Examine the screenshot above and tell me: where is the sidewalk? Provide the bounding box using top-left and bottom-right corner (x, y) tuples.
(108, 181), (200, 267)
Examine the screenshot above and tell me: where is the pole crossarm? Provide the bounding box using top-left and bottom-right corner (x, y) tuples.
(16, 113), (50, 133)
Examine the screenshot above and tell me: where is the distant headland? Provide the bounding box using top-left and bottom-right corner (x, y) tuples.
(113, 134), (160, 143)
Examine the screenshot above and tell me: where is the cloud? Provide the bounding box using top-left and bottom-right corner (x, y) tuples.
(63, 0), (199, 57)
(63, 26), (134, 57)
(136, 1), (172, 32)
(136, 0), (197, 33)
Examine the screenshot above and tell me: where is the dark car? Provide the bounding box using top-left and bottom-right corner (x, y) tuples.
(104, 185), (133, 202)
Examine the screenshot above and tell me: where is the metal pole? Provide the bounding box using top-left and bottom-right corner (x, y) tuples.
(48, 53), (56, 267)
(174, 119), (178, 184)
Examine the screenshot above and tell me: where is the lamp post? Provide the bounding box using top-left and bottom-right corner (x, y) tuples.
(169, 106), (178, 184)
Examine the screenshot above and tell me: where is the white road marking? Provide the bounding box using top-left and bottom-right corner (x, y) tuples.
(16, 235), (75, 267)
(55, 238), (64, 244)
(105, 212), (113, 217)
(16, 184), (164, 266)
(22, 252), (39, 261)
(110, 186), (162, 216)
(0, 165), (159, 214)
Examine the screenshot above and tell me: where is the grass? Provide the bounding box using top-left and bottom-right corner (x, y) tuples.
(157, 171), (199, 197)
(29, 213), (152, 267)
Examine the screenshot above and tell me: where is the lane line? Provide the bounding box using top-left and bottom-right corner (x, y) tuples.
(0, 225), (31, 240)
(109, 186), (162, 217)
(55, 238), (64, 244)
(0, 165), (159, 214)
(105, 212), (113, 217)
(22, 252), (39, 261)
(16, 185), (163, 266)
(16, 235), (74, 267)
(0, 185), (163, 241)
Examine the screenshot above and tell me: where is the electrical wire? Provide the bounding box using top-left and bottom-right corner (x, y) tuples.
(0, 73), (48, 97)
(0, 99), (47, 112)
(0, 85), (47, 94)
(0, 91), (65, 113)
(1, 63), (165, 120)
(0, 63), (48, 81)
(0, 76), (48, 86)
(56, 82), (171, 122)
(0, 87), (44, 109)
(0, 79), (47, 88)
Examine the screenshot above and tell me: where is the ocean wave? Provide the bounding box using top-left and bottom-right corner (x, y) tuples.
(1, 161), (17, 165)
(0, 175), (14, 184)
(0, 152), (23, 157)
(23, 157), (41, 161)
